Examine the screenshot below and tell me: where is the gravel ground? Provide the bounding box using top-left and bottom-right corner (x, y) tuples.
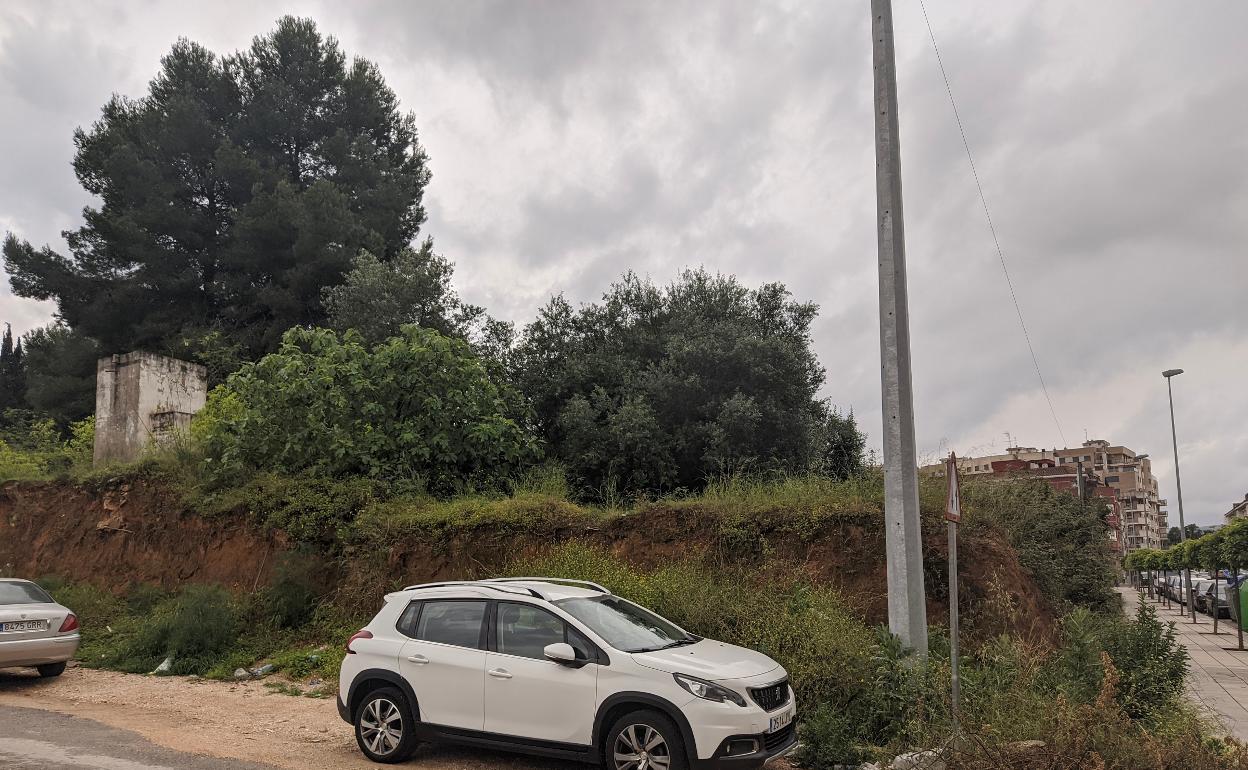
(0, 666), (581, 770)
(1, 703), (280, 769)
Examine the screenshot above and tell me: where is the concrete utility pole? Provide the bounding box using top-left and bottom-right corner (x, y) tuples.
(871, 0), (928, 656)
(1163, 368), (1195, 623)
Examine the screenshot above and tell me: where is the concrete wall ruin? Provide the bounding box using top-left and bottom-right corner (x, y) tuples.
(93, 352), (208, 466)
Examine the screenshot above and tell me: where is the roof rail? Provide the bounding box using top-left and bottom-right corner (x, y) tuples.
(400, 581), (544, 599)
(486, 577), (611, 595)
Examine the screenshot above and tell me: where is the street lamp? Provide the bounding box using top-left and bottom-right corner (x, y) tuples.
(1163, 369), (1195, 622)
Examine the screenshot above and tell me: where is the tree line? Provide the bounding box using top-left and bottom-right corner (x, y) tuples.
(1, 17), (864, 500)
(1124, 520), (1248, 590)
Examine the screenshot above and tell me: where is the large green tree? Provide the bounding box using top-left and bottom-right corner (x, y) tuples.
(3, 16), (430, 362)
(323, 238), (513, 362)
(513, 269), (865, 498)
(20, 324), (99, 427)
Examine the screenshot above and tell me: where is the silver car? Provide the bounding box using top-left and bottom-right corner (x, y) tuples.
(0, 578), (80, 677)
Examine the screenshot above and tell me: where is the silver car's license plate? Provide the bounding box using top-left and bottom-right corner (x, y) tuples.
(768, 708), (794, 733)
(1, 620), (48, 632)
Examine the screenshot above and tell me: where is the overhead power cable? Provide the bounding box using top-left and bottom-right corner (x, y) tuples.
(916, 0), (1069, 448)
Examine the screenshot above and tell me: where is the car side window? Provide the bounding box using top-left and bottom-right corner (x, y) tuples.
(396, 601), (422, 638)
(414, 600), (486, 648)
(496, 603), (566, 660)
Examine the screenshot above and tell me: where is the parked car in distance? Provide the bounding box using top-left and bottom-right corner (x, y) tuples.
(1207, 583), (1235, 619)
(1163, 575), (1180, 602)
(338, 578), (797, 769)
(0, 578), (80, 677)
(1192, 579), (1214, 612)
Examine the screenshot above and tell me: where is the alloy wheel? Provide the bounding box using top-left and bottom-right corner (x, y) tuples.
(360, 697), (404, 756)
(613, 723), (671, 770)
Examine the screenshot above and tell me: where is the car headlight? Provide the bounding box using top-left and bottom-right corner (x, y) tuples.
(673, 673), (746, 706)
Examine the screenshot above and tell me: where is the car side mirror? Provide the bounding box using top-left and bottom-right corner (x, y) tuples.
(543, 642), (578, 664)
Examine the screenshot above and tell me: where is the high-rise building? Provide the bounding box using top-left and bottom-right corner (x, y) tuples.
(921, 439), (1167, 554)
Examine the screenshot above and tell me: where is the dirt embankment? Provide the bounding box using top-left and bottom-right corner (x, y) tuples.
(0, 479), (1053, 637)
(0, 480), (284, 591)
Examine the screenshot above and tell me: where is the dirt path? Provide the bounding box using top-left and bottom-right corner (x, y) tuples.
(0, 666), (579, 770)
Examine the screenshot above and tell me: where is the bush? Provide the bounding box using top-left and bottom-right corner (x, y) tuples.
(1047, 602), (1188, 722)
(964, 479), (1117, 613)
(1103, 603), (1188, 720)
(124, 582), (170, 615)
(512, 269), (866, 500)
(797, 628), (939, 766)
(195, 472), (382, 544)
(199, 326), (536, 496)
(0, 416), (94, 481)
(261, 551), (324, 629)
(120, 585), (240, 675)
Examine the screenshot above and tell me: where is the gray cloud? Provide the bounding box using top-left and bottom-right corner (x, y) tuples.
(1, 0), (1244, 523)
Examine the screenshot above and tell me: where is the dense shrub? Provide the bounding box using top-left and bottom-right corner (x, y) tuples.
(124, 582), (170, 615)
(199, 326), (536, 496)
(513, 269), (866, 500)
(964, 479), (1117, 612)
(262, 551), (325, 629)
(1113, 606), (1189, 719)
(195, 472), (381, 544)
(118, 585), (240, 675)
(0, 416), (94, 481)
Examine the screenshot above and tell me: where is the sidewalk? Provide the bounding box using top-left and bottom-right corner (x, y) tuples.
(1119, 586), (1248, 740)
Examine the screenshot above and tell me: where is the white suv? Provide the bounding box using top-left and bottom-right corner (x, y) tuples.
(337, 578), (797, 769)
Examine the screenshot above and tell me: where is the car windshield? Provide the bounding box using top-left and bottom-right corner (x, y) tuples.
(0, 581), (54, 605)
(555, 596), (696, 653)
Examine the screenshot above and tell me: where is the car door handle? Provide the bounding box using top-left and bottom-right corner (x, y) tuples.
(488, 668), (512, 679)
(406, 654), (429, 665)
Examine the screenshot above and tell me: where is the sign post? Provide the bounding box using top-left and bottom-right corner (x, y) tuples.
(945, 452), (962, 733)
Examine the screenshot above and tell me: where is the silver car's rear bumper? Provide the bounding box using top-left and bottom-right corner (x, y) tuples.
(0, 634), (80, 667)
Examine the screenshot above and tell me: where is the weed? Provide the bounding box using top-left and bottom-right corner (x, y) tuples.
(263, 681), (305, 697)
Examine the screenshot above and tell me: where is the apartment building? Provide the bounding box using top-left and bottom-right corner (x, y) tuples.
(1055, 440), (1166, 552)
(922, 439), (1167, 554)
(1225, 493), (1248, 524)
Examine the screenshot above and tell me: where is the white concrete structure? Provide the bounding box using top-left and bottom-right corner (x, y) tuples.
(93, 352), (207, 466)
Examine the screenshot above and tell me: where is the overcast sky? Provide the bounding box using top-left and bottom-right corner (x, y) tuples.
(1, 1), (1245, 525)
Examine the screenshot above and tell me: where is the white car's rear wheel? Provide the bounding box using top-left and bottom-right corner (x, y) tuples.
(354, 686), (418, 763)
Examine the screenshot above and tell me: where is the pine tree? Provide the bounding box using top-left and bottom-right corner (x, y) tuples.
(0, 323), (27, 414)
(3, 17), (431, 362)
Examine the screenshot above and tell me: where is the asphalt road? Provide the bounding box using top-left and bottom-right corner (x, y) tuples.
(0, 705), (281, 770)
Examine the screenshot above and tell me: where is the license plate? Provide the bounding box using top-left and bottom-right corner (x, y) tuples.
(768, 708), (794, 733)
(1, 620), (48, 633)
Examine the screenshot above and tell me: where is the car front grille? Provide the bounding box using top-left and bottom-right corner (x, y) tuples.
(749, 678), (791, 712)
(763, 723), (796, 753)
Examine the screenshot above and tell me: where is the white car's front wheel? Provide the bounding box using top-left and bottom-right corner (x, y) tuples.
(606, 710), (687, 770)
(354, 686), (418, 763)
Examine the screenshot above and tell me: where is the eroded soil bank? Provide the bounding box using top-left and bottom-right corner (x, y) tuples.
(0, 478), (1054, 638)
